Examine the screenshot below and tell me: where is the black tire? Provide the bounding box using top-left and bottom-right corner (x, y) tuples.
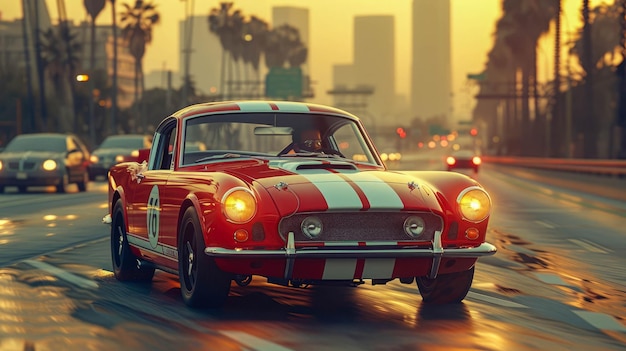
(178, 207), (232, 308)
(111, 199), (155, 281)
(416, 266), (475, 304)
(77, 172), (88, 192)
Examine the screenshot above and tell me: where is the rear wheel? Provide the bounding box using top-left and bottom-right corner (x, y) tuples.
(111, 199), (155, 281)
(416, 266), (475, 304)
(179, 207), (232, 308)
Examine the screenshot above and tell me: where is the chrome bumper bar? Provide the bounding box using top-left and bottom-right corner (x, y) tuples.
(204, 231), (497, 279)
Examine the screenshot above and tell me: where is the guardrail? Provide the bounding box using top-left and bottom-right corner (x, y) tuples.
(481, 156), (626, 177)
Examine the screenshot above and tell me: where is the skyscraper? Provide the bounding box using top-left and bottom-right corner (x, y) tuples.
(411, 0), (451, 121)
(353, 15), (395, 123)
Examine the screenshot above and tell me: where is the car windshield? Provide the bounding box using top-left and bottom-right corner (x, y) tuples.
(4, 135), (66, 152)
(181, 113), (378, 166)
(99, 135), (149, 149)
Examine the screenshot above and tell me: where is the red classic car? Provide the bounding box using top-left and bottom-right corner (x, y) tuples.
(105, 100), (496, 308)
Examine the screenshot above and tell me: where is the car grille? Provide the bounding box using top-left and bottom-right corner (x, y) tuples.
(7, 161), (36, 170)
(278, 212), (443, 243)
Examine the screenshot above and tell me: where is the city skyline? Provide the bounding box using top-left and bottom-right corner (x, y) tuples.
(2, 0), (592, 121)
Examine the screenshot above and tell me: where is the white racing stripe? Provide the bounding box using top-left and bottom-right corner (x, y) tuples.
(237, 101), (310, 112)
(298, 170), (404, 210)
(343, 172), (404, 209)
(298, 171), (363, 210)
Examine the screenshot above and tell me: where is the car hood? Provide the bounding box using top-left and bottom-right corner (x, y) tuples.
(233, 159), (444, 216)
(0, 151), (64, 160)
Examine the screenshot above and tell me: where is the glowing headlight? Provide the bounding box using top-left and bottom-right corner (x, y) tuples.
(0, 160), (3, 171)
(42, 159), (57, 171)
(115, 155), (124, 162)
(90, 155), (99, 163)
(403, 216), (425, 238)
(457, 187), (491, 222)
(301, 216), (323, 239)
(222, 188), (256, 223)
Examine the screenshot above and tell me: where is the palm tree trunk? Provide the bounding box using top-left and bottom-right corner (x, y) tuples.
(111, 0), (118, 134)
(582, 0), (597, 157)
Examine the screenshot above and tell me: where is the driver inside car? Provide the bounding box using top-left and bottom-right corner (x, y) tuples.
(292, 129), (323, 153)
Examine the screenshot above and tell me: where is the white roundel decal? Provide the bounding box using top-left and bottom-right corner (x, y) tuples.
(147, 185), (160, 249)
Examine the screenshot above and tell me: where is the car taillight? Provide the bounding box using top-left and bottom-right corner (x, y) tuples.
(472, 156), (482, 165)
(446, 156), (456, 166)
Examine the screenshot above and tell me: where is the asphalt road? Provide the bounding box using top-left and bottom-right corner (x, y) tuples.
(0, 151), (625, 350)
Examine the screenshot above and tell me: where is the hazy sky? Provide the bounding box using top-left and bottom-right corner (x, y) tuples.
(1, 0), (596, 120)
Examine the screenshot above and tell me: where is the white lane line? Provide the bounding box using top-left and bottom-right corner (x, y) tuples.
(572, 311), (626, 332)
(533, 220), (555, 229)
(533, 273), (572, 287)
(219, 330), (294, 351)
(467, 291), (529, 308)
(24, 259), (99, 289)
(568, 239), (610, 254)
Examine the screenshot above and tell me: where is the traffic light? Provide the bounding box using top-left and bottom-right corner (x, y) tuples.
(396, 127), (406, 138)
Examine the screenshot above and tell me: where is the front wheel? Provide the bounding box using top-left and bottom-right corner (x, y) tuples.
(416, 266), (475, 304)
(178, 207), (232, 308)
(111, 199), (155, 281)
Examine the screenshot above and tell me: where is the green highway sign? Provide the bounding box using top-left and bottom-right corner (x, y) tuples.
(265, 67), (303, 99)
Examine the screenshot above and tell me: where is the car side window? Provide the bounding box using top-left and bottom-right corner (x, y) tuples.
(151, 122), (177, 170)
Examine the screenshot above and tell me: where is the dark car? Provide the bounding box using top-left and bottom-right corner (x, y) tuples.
(0, 133), (91, 193)
(88, 134), (152, 180)
(446, 149), (482, 173)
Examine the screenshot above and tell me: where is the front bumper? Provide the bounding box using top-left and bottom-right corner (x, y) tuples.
(205, 231), (497, 280)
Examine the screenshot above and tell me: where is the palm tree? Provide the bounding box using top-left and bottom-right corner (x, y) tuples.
(208, 3), (245, 98)
(39, 27), (82, 133)
(83, 0), (106, 144)
(120, 0), (160, 132)
(474, 0), (557, 156)
(110, 0), (118, 134)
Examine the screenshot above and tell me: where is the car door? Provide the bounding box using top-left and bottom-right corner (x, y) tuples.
(127, 120), (177, 262)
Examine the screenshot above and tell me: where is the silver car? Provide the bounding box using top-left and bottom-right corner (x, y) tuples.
(0, 133), (91, 193)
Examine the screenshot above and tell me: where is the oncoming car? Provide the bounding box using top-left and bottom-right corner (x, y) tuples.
(446, 149), (482, 173)
(0, 133), (90, 193)
(104, 100), (496, 308)
(89, 134), (152, 180)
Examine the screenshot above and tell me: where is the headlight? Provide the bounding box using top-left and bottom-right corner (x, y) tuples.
(42, 159), (57, 171)
(457, 187), (491, 222)
(403, 216), (425, 238)
(222, 188), (256, 223)
(301, 216), (323, 239)
(90, 155), (99, 163)
(115, 155), (124, 162)
(0, 160), (3, 171)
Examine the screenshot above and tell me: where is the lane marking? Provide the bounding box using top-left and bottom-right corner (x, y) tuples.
(533, 220), (555, 229)
(467, 291), (529, 308)
(219, 330), (294, 351)
(572, 311), (626, 332)
(24, 259), (99, 289)
(533, 273), (572, 287)
(568, 239), (610, 254)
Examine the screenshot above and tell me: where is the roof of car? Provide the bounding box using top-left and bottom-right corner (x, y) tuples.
(171, 100), (359, 121)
